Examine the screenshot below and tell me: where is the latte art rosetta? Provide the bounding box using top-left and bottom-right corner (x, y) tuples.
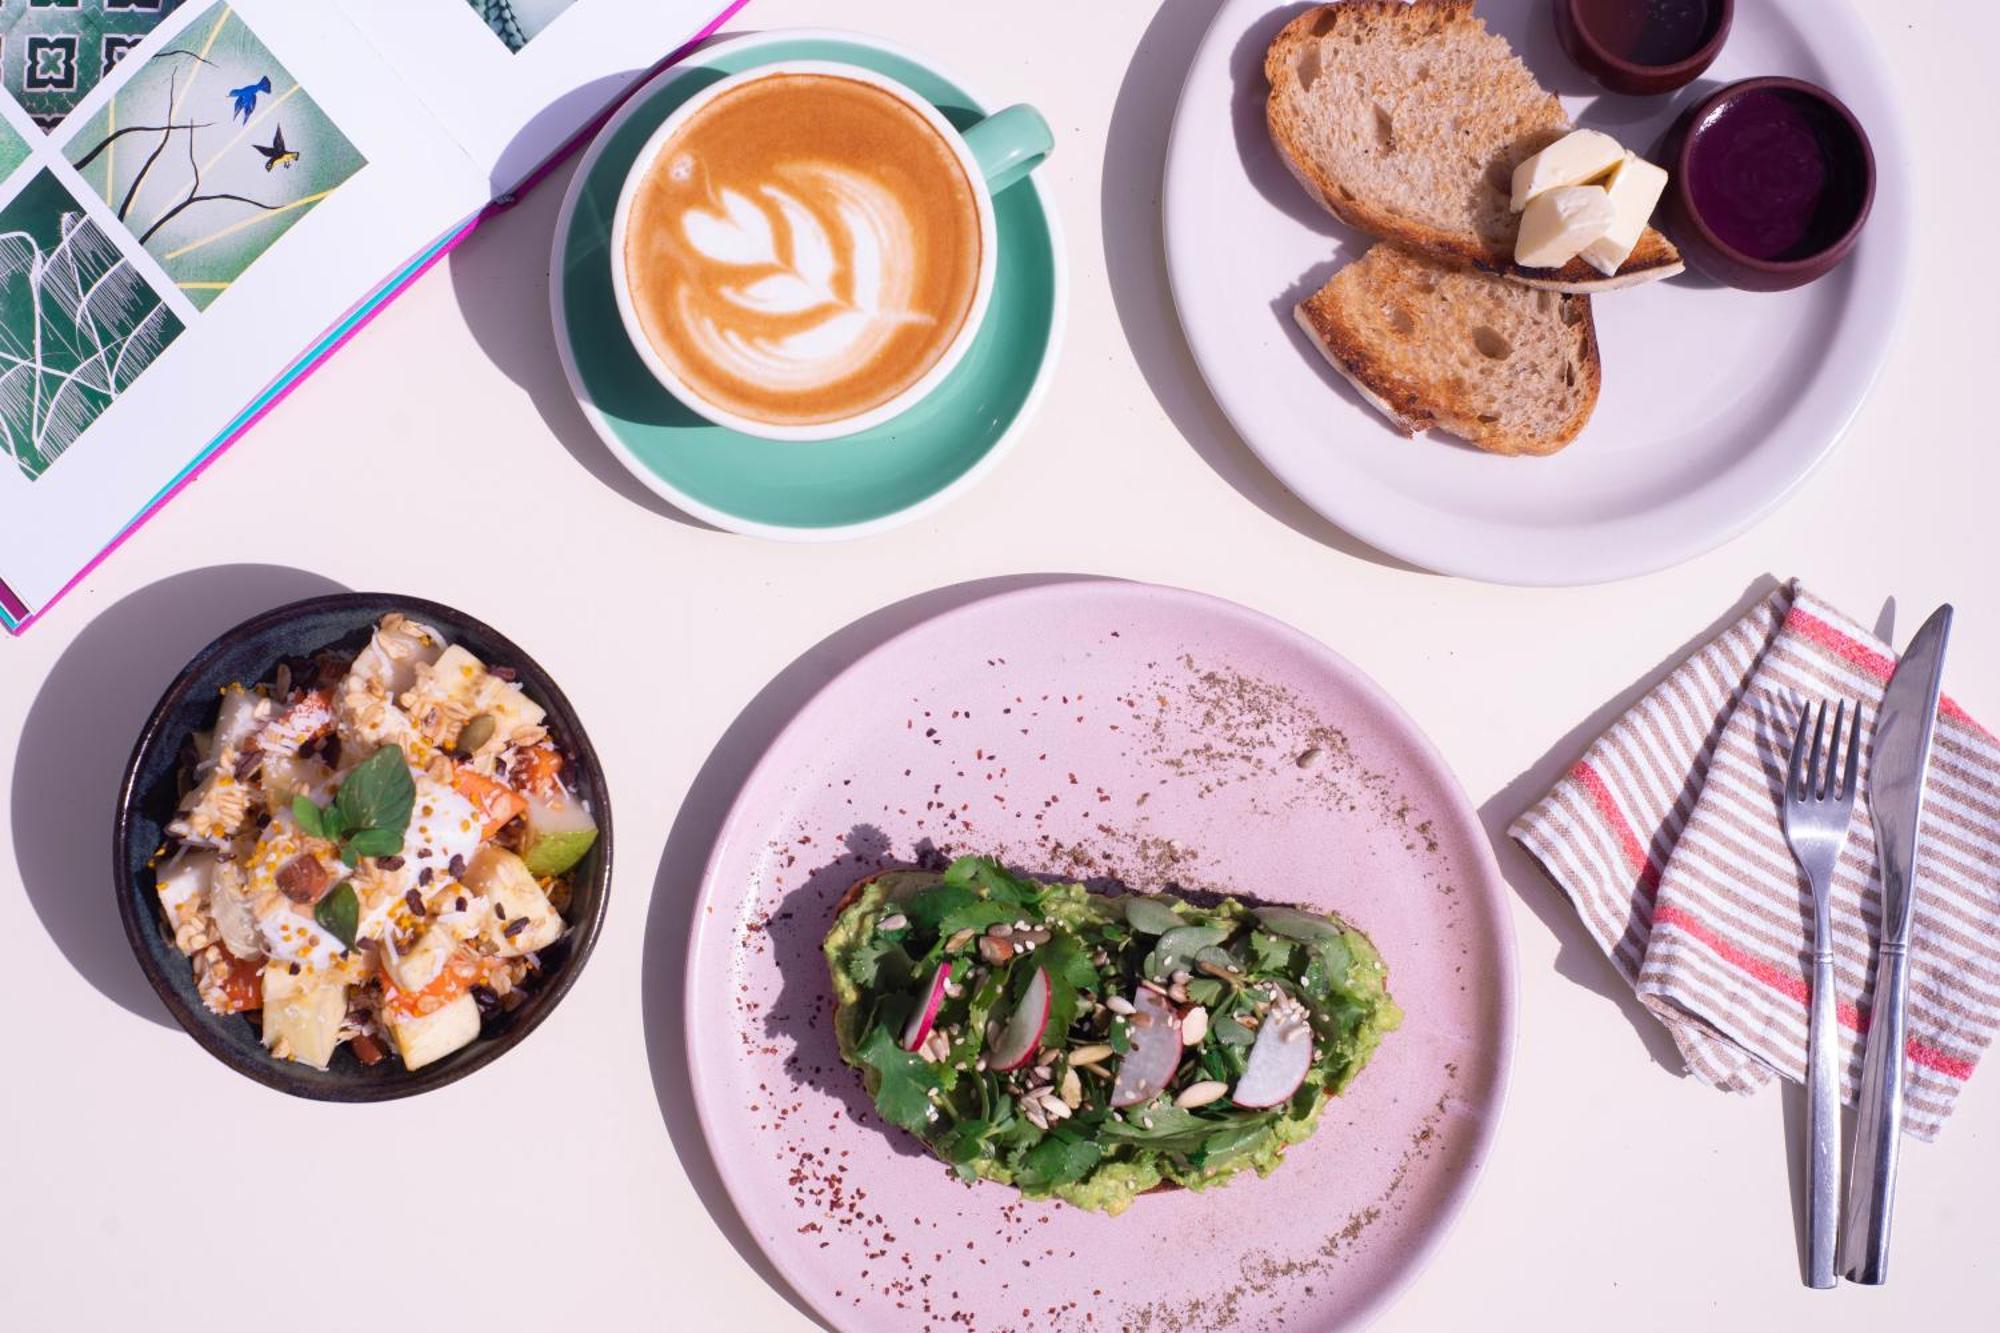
(675, 165), (932, 395)
(624, 73), (984, 429)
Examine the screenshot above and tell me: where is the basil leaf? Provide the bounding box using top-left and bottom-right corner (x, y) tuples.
(291, 796), (324, 838)
(344, 826), (404, 858)
(333, 744), (415, 839)
(314, 881), (359, 949)
(1016, 1130), (1100, 1190)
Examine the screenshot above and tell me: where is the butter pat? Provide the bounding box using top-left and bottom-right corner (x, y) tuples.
(1579, 152), (1670, 276)
(1511, 129), (1624, 212)
(1515, 186), (1617, 269)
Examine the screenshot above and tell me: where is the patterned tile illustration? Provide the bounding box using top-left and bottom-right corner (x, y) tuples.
(0, 0), (187, 132)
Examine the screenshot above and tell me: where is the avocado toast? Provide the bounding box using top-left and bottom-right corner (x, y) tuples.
(825, 856), (1402, 1215)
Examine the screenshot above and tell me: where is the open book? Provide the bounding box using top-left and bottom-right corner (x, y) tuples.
(0, 0), (741, 633)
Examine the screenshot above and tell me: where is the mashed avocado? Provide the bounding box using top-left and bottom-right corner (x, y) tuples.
(825, 857), (1401, 1215)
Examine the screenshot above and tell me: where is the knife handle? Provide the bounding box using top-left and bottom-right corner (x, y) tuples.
(1841, 944), (1909, 1284)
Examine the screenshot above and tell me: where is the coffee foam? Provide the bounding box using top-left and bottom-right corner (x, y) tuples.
(624, 74), (982, 428)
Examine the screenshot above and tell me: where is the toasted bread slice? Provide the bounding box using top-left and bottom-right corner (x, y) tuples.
(1295, 244), (1600, 455)
(1265, 1), (1682, 292)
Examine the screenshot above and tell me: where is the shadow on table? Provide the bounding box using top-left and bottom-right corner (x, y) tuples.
(12, 564), (346, 1028)
(639, 573), (1098, 1331)
(446, 153), (717, 531)
(1100, 0), (1420, 572)
(1476, 575), (1782, 1073)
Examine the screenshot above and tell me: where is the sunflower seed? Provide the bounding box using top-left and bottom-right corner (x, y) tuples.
(877, 913), (908, 932)
(1042, 1097), (1072, 1121)
(978, 935), (1016, 965)
(946, 929), (977, 952)
(1060, 1068), (1082, 1107)
(1069, 1044), (1114, 1067)
(1104, 996), (1136, 1016)
(1175, 1080), (1230, 1109)
(1180, 1007), (1209, 1045)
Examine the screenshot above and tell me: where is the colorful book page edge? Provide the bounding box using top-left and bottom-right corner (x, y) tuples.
(0, 0), (754, 635)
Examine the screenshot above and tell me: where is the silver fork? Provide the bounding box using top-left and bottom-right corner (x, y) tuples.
(1781, 698), (1862, 1289)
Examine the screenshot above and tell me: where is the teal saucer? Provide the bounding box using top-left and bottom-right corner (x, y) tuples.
(551, 30), (1065, 539)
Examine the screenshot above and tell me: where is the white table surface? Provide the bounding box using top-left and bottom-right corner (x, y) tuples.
(3, 1), (1994, 1328)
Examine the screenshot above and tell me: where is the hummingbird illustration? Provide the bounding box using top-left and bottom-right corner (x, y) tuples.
(228, 75), (272, 122)
(254, 124), (300, 172)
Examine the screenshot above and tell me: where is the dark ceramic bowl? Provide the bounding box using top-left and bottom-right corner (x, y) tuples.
(1655, 76), (1875, 292)
(114, 593), (612, 1101)
(1553, 0), (1733, 95)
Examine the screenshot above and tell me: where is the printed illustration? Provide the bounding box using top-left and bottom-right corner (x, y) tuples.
(465, 0), (582, 53)
(0, 0), (187, 132)
(0, 114), (27, 180)
(0, 170), (184, 481)
(65, 4), (365, 311)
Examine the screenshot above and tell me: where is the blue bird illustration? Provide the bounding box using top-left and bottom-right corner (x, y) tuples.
(228, 75), (271, 122)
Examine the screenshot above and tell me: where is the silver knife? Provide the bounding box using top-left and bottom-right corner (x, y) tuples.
(1840, 603), (1953, 1284)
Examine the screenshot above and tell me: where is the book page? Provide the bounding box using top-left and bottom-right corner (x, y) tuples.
(0, 0), (487, 618)
(338, 0), (739, 193)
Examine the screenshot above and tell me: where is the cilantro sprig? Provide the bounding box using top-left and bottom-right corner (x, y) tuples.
(292, 743), (416, 868)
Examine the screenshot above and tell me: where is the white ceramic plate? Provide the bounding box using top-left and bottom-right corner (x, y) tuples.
(1164, 0), (1911, 585)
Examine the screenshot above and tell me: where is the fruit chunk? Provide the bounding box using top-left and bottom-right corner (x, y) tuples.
(261, 966), (347, 1069)
(461, 846), (563, 955)
(988, 967), (1051, 1072)
(1110, 987), (1182, 1107)
(451, 766), (527, 839)
(902, 962), (953, 1053)
(519, 782), (598, 877)
(1232, 994), (1314, 1108)
(385, 991), (480, 1070)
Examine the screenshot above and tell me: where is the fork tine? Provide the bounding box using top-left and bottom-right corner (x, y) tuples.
(1841, 699), (1862, 800)
(1808, 702), (1827, 802)
(1823, 701), (1847, 801)
(1787, 700), (1813, 802)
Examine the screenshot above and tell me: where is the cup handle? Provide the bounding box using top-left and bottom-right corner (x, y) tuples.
(961, 104), (1053, 196)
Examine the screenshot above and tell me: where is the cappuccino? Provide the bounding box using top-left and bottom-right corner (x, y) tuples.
(623, 72), (984, 430)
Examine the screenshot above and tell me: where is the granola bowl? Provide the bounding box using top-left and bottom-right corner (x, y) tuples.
(114, 593), (612, 1101)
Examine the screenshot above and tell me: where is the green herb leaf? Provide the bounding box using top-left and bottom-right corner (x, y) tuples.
(1109, 1017), (1131, 1054)
(904, 883), (979, 935)
(338, 844), (359, 869)
(944, 856), (1040, 905)
(1151, 924), (1230, 977)
(291, 795), (325, 838)
(1212, 1015), (1256, 1046)
(334, 744), (416, 840)
(1016, 1130), (1101, 1191)
(1198, 1120), (1274, 1166)
(846, 936), (915, 990)
(1123, 897), (1184, 935)
(1183, 977), (1225, 1007)
(856, 1025), (945, 1134)
(936, 900), (1027, 939)
(1248, 930), (1297, 974)
(345, 826), (404, 858)
(314, 881), (359, 949)
(932, 1118), (993, 1166)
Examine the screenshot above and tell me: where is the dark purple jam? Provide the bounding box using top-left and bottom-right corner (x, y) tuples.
(1576, 0), (1718, 66)
(1688, 89), (1867, 262)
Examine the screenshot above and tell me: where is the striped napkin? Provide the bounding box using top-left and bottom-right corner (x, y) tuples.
(1511, 581), (2000, 1140)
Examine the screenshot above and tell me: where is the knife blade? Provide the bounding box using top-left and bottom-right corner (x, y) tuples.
(1841, 603), (1952, 1284)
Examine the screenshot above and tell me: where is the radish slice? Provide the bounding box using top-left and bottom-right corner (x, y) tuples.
(1111, 988), (1182, 1107)
(988, 967), (1051, 1072)
(901, 962), (953, 1053)
(1232, 995), (1314, 1108)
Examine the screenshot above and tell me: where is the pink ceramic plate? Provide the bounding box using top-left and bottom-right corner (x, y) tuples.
(686, 581), (1514, 1331)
